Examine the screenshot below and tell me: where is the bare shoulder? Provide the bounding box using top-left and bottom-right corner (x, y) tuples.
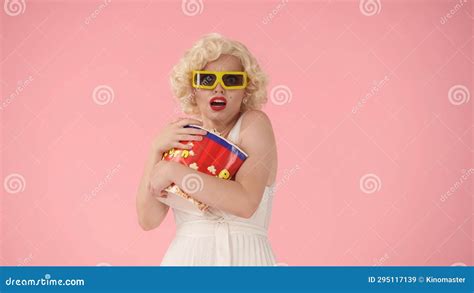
(238, 110), (278, 185)
(239, 110), (276, 151)
(241, 110), (274, 131)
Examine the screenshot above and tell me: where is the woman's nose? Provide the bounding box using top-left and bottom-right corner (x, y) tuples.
(213, 83), (225, 94)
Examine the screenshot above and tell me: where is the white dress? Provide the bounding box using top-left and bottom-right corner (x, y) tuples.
(160, 114), (277, 266)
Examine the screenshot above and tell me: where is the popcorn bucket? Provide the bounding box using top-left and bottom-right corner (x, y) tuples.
(157, 124), (248, 215)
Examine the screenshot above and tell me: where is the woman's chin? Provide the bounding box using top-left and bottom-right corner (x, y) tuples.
(205, 107), (227, 117)
(198, 105), (240, 121)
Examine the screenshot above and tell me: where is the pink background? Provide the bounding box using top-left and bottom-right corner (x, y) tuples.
(1, 0), (472, 266)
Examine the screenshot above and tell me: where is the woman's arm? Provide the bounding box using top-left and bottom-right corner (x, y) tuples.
(136, 117), (207, 230)
(152, 110), (276, 218)
(136, 148), (170, 231)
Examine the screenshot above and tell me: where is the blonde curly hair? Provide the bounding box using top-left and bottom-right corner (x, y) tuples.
(170, 33), (268, 115)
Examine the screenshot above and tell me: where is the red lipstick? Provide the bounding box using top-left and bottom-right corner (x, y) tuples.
(209, 96), (227, 111)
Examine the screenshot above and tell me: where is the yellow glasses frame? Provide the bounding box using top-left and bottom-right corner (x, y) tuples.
(192, 70), (248, 90)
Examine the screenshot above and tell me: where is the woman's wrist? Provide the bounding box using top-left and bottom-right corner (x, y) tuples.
(150, 143), (168, 159)
(150, 143), (163, 155)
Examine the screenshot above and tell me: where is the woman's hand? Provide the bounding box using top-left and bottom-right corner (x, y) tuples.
(151, 117), (208, 154)
(148, 160), (174, 199)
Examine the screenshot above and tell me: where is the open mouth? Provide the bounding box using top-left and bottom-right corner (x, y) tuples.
(209, 96), (227, 111)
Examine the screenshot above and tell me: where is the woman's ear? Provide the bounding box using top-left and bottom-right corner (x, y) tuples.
(243, 93), (249, 104)
(240, 95), (248, 112)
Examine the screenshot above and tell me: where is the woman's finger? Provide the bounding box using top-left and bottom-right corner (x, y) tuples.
(175, 118), (203, 127)
(177, 134), (203, 142)
(172, 142), (193, 149)
(169, 117), (182, 125)
(178, 127), (208, 136)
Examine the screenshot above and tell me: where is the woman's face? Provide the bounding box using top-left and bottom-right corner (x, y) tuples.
(193, 54), (246, 122)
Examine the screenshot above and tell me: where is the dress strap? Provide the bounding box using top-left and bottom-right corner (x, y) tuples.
(226, 114), (244, 143)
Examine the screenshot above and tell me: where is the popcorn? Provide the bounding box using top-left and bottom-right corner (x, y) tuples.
(207, 165), (216, 174)
(159, 124), (248, 213)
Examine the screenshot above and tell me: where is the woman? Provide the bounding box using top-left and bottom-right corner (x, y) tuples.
(136, 33), (278, 266)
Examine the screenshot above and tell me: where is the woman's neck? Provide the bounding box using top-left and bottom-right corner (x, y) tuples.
(201, 113), (240, 138)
